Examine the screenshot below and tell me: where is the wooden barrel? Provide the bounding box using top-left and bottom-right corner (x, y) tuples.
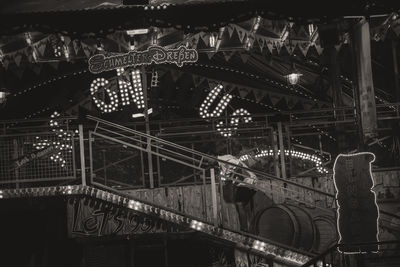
(255, 204), (317, 252)
(313, 216), (337, 252)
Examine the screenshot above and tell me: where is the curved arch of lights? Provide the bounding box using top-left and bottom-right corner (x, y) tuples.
(239, 149), (329, 174)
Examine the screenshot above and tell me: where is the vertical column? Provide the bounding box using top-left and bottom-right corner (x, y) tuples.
(392, 41), (399, 102)
(277, 122), (287, 179)
(210, 168), (218, 227)
(352, 19), (378, 142)
(141, 66), (154, 188)
(79, 124), (87, 186)
(272, 131), (281, 178)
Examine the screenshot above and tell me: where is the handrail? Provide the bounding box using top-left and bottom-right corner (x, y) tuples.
(87, 115), (335, 197)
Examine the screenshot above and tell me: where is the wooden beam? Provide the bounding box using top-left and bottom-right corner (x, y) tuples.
(352, 19), (378, 143)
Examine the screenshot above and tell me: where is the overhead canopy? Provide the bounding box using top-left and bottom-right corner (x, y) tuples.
(0, 1), (399, 36)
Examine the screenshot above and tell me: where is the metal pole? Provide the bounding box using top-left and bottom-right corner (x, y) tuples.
(102, 149), (107, 186)
(201, 170), (207, 221)
(210, 168), (218, 227)
(277, 122), (287, 179)
(141, 66), (154, 188)
(272, 130), (281, 178)
(392, 41), (400, 102)
(79, 124), (87, 186)
(285, 124), (293, 177)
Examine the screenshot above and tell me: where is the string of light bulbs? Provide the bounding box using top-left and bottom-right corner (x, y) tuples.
(239, 149), (329, 174)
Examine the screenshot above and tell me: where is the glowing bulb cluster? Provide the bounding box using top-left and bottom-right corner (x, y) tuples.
(128, 200), (142, 210)
(239, 149), (328, 174)
(199, 84), (253, 138)
(33, 111), (75, 168)
(129, 69), (145, 108)
(252, 240), (267, 251)
(199, 84), (232, 118)
(217, 108), (252, 137)
(190, 220), (204, 231)
(54, 45), (63, 57)
(90, 78), (119, 113)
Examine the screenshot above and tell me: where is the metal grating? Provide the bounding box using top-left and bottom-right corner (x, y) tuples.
(0, 132), (76, 185)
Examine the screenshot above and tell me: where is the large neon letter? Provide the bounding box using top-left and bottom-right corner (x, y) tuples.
(90, 78), (119, 113)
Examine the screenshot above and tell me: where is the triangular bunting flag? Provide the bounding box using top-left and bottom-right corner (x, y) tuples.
(192, 75), (205, 87)
(199, 32), (209, 46)
(296, 26), (309, 39)
(222, 51), (235, 62)
(235, 27), (247, 43)
(284, 41), (296, 55)
(270, 93), (281, 106)
(265, 40), (274, 53)
(275, 41), (283, 54)
(189, 34), (199, 48)
(206, 51), (216, 59)
(297, 41), (311, 57)
(227, 25), (234, 38)
(239, 52), (250, 63)
(314, 44), (324, 55)
(253, 89), (267, 103)
(36, 40), (47, 56)
(73, 40), (81, 55)
(238, 87), (251, 98)
(24, 48), (33, 62)
(81, 43), (92, 57)
(257, 37), (265, 52)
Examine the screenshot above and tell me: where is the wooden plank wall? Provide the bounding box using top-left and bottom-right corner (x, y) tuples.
(124, 184), (241, 231)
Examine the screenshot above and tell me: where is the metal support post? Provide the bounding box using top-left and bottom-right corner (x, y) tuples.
(79, 124), (87, 186)
(277, 122), (287, 179)
(141, 66), (154, 188)
(272, 130), (281, 178)
(210, 168), (218, 227)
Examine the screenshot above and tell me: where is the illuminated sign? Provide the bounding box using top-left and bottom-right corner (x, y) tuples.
(88, 45), (198, 74)
(199, 84), (252, 137)
(12, 146), (56, 169)
(333, 152), (379, 253)
(90, 68), (145, 113)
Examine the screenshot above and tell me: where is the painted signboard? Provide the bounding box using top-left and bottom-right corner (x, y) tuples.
(67, 197), (181, 237)
(12, 145), (57, 170)
(88, 45), (198, 74)
(333, 152), (379, 253)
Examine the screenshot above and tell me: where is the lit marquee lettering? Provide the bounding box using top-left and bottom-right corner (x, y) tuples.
(90, 78), (119, 113)
(199, 84), (252, 137)
(88, 46), (198, 74)
(117, 68), (145, 109)
(90, 68), (145, 113)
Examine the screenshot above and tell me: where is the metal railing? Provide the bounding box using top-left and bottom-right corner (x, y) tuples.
(87, 116), (336, 211)
(0, 131), (77, 187)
